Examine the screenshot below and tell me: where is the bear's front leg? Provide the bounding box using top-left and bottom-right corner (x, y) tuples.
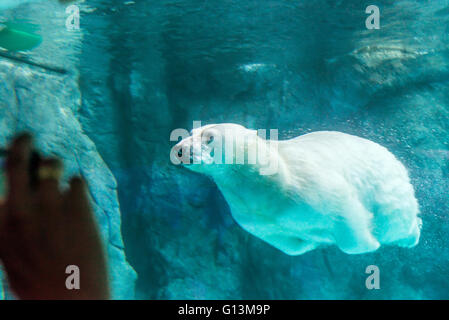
(333, 203), (381, 254)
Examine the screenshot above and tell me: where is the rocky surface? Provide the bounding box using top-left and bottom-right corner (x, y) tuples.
(0, 1), (135, 299)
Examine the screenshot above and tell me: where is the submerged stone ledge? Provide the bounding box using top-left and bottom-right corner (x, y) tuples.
(0, 59), (136, 299)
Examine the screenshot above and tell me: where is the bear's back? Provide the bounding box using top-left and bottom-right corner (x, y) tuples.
(279, 131), (409, 193)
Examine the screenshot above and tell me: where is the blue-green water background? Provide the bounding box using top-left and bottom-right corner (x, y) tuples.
(1, 0), (449, 299)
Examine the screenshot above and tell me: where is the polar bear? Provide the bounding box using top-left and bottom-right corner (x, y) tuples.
(173, 123), (421, 255)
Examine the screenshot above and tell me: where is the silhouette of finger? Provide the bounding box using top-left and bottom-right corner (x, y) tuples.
(65, 177), (90, 216)
(37, 158), (63, 205)
(6, 133), (32, 217)
(36, 158), (64, 252)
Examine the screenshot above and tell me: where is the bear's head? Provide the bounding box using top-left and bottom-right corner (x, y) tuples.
(173, 123), (279, 178)
(173, 123), (256, 176)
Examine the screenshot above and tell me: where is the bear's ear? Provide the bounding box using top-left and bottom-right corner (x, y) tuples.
(246, 129), (258, 137)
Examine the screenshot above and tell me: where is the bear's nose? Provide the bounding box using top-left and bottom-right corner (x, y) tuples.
(174, 144), (185, 158)
(174, 142), (193, 164)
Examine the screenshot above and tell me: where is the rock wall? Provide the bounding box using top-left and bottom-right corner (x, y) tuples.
(0, 1), (135, 299)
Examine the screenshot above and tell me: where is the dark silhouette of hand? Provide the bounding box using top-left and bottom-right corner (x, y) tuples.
(0, 134), (110, 300)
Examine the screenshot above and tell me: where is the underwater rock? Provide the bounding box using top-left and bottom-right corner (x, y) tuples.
(0, 0), (37, 10)
(0, 1), (136, 299)
(0, 59), (136, 298)
(0, 58), (136, 300)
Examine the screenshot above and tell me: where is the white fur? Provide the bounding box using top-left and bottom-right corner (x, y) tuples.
(176, 123), (421, 255)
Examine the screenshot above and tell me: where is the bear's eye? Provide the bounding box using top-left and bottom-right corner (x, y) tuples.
(207, 135), (214, 144)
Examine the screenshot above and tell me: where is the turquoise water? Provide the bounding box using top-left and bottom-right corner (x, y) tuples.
(1, 0), (449, 299)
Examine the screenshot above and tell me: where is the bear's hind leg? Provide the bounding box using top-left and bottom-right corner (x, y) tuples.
(393, 218), (421, 248)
